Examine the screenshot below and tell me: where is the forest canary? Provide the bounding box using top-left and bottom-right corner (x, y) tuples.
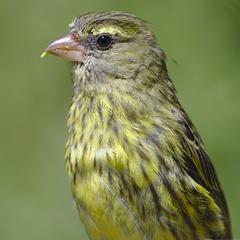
(43, 11), (232, 240)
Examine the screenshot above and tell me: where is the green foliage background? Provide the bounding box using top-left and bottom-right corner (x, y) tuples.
(0, 0), (239, 239)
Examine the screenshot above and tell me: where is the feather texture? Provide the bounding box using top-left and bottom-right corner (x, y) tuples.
(54, 11), (231, 240)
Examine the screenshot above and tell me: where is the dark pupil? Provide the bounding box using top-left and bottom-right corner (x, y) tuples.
(97, 35), (112, 48)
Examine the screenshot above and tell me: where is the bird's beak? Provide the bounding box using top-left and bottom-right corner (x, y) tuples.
(41, 32), (87, 62)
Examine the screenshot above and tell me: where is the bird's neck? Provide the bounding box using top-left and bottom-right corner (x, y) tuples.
(69, 88), (152, 130)
(65, 59), (179, 176)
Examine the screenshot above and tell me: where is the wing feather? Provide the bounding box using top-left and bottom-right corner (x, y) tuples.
(177, 112), (231, 237)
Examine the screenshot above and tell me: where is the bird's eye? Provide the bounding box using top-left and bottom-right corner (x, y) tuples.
(97, 34), (112, 50)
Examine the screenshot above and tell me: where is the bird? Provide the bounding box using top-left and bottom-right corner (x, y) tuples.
(42, 11), (232, 240)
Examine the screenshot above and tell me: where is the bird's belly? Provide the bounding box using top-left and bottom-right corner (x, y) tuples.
(72, 171), (177, 240)
(72, 172), (141, 240)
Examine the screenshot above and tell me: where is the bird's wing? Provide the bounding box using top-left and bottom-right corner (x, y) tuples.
(177, 112), (231, 236)
(178, 115), (221, 192)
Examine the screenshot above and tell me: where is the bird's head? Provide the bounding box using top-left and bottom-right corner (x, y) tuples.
(43, 12), (170, 96)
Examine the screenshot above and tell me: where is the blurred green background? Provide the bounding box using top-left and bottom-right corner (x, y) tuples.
(0, 0), (239, 239)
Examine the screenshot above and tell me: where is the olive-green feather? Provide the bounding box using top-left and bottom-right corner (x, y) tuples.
(63, 11), (232, 240)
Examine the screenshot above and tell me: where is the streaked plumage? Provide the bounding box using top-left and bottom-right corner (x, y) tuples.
(44, 11), (232, 240)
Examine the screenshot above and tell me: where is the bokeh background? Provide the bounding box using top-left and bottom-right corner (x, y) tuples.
(0, 0), (239, 239)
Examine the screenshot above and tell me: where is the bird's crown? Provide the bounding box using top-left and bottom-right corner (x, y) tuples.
(69, 11), (152, 40)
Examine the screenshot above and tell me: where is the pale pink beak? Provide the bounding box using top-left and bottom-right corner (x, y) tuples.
(43, 32), (87, 62)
